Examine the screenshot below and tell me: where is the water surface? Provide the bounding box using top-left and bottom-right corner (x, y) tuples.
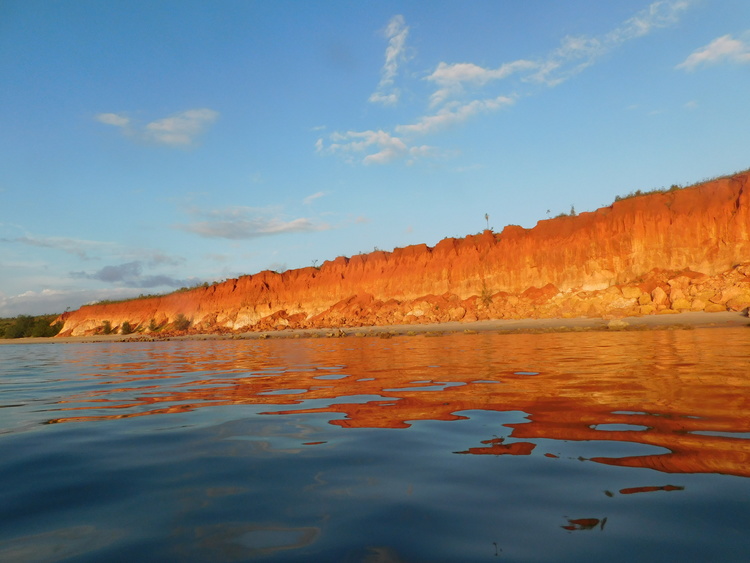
(1, 328), (749, 561)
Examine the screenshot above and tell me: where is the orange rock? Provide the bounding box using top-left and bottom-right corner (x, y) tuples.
(621, 286), (642, 299)
(520, 283), (560, 304)
(638, 293), (653, 306)
(726, 294), (750, 311)
(651, 287), (670, 308)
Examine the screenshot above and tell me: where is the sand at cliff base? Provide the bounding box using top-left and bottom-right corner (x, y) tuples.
(1, 311), (746, 345)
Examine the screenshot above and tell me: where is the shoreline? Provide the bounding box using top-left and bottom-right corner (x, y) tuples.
(1, 311), (747, 345)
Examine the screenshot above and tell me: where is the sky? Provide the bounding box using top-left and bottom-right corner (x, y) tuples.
(1, 0), (749, 316)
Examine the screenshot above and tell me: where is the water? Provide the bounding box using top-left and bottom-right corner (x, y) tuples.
(1, 328), (749, 562)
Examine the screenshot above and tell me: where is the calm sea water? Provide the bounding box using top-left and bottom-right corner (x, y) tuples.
(1, 328), (749, 562)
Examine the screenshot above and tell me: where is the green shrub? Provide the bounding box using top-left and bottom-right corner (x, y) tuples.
(30, 318), (62, 337)
(121, 321), (134, 335)
(4, 315), (34, 338)
(0, 315), (63, 338)
(173, 314), (190, 331)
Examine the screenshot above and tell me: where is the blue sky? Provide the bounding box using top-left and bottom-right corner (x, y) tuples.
(1, 0), (749, 316)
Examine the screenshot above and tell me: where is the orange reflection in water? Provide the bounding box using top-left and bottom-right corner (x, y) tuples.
(49, 328), (750, 477)
(562, 518), (607, 531)
(619, 485), (684, 495)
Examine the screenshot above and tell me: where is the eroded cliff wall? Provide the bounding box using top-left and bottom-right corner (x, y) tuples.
(56, 171), (750, 336)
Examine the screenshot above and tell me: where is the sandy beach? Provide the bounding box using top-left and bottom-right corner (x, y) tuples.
(2, 310), (747, 345)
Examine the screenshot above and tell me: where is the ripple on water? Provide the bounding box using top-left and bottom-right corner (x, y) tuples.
(1, 328), (749, 562)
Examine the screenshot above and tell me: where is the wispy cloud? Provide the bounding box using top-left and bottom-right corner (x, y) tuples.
(320, 129), (408, 165)
(433, 0), (690, 90)
(303, 191), (326, 205)
(318, 1), (690, 166)
(95, 113), (130, 127)
(610, 0), (690, 41)
(676, 32), (750, 71)
(396, 96), (515, 136)
(1, 234), (114, 260)
(174, 206), (331, 240)
(426, 61), (536, 108)
(143, 109), (219, 145)
(134, 250), (185, 268)
(95, 108), (219, 146)
(1, 229), (186, 273)
(70, 261), (194, 288)
(369, 15), (410, 105)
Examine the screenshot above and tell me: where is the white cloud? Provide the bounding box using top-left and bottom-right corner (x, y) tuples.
(143, 108), (219, 145)
(318, 1), (690, 166)
(95, 108), (219, 146)
(369, 15), (409, 105)
(424, 1), (690, 95)
(676, 33), (750, 71)
(427, 60), (537, 107)
(318, 96), (511, 164)
(175, 206), (331, 239)
(319, 129), (409, 165)
(396, 96), (514, 136)
(526, 35), (603, 86)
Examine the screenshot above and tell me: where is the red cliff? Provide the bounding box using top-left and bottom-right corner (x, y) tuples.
(56, 171), (750, 336)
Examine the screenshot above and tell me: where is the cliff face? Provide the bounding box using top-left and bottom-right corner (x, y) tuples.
(56, 171), (750, 336)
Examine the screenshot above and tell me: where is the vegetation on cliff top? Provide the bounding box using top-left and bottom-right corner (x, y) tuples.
(610, 167), (749, 203)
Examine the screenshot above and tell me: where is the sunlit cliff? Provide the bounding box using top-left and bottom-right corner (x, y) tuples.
(56, 170), (750, 336)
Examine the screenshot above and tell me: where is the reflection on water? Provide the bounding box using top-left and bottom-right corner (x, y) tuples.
(39, 328), (750, 478)
(1, 327), (749, 561)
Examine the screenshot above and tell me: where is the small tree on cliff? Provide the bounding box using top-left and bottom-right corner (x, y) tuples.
(173, 314), (190, 331)
(121, 321), (133, 335)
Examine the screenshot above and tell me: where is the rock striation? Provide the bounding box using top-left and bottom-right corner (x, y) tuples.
(56, 170), (750, 336)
